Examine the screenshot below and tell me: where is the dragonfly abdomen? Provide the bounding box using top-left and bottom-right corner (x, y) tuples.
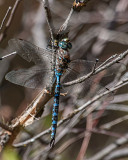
(50, 72), (61, 147)
(50, 38), (72, 147)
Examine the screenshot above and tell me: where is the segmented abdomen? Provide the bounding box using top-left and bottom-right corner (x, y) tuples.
(50, 72), (61, 147)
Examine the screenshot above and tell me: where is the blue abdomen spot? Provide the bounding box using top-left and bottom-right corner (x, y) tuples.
(54, 103), (59, 107)
(52, 127), (55, 130)
(55, 93), (59, 97)
(51, 132), (55, 136)
(52, 120), (57, 124)
(56, 84), (60, 87)
(53, 112), (58, 116)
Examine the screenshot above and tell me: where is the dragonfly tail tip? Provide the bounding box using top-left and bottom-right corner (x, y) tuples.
(50, 138), (55, 148)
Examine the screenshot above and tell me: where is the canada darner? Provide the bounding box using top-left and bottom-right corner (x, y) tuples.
(4, 36), (118, 147)
(5, 37), (73, 147)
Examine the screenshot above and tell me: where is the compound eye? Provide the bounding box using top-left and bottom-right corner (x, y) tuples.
(67, 42), (72, 49)
(59, 41), (67, 50)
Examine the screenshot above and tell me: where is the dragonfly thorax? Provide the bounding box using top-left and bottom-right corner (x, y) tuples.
(56, 48), (70, 73)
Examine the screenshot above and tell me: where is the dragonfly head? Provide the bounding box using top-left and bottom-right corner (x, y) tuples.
(59, 38), (72, 50)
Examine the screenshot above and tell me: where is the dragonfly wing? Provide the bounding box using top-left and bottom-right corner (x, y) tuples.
(61, 59), (95, 83)
(61, 59), (123, 102)
(5, 65), (51, 89)
(8, 39), (53, 65)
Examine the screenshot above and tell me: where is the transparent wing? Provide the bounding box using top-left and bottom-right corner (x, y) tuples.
(61, 59), (121, 84)
(61, 59), (96, 83)
(7, 39), (56, 89)
(8, 39), (53, 64)
(5, 65), (51, 89)
(61, 59), (123, 103)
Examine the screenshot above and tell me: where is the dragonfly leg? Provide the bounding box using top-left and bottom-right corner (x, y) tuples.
(0, 51), (17, 60)
(60, 91), (68, 96)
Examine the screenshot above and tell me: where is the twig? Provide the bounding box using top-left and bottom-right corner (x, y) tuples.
(0, 0), (22, 42)
(104, 148), (128, 160)
(0, 122), (12, 132)
(63, 49), (128, 86)
(90, 128), (122, 138)
(56, 132), (85, 154)
(41, 0), (54, 43)
(112, 93), (128, 103)
(104, 104), (128, 112)
(96, 54), (118, 70)
(55, 128), (123, 155)
(86, 134), (128, 160)
(11, 89), (52, 128)
(58, 8), (73, 34)
(0, 6), (12, 31)
(76, 114), (93, 160)
(0, 51), (17, 60)
(7, 89), (53, 146)
(100, 115), (128, 130)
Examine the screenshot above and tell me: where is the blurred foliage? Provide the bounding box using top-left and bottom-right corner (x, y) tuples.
(2, 147), (21, 160)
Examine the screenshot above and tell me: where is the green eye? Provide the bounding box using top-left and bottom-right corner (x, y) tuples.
(59, 39), (72, 50)
(59, 41), (67, 50)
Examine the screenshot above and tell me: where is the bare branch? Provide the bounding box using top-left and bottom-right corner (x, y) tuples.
(63, 49), (128, 86)
(87, 134), (128, 160)
(41, 0), (54, 42)
(100, 115), (128, 130)
(76, 114), (93, 160)
(0, 6), (12, 31)
(0, 0), (22, 42)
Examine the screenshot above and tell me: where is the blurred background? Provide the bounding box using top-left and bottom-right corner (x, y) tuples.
(0, 0), (128, 160)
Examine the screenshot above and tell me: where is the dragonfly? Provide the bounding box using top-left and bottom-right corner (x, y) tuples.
(73, 0), (90, 11)
(3, 36), (117, 147)
(4, 37), (73, 147)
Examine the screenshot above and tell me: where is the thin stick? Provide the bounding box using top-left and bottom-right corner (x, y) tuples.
(0, 0), (22, 42)
(0, 51), (17, 60)
(96, 54), (118, 70)
(100, 115), (128, 130)
(41, 0), (54, 45)
(58, 8), (73, 34)
(0, 122), (12, 132)
(0, 6), (12, 30)
(86, 134), (128, 160)
(63, 49), (128, 86)
(76, 114), (93, 160)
